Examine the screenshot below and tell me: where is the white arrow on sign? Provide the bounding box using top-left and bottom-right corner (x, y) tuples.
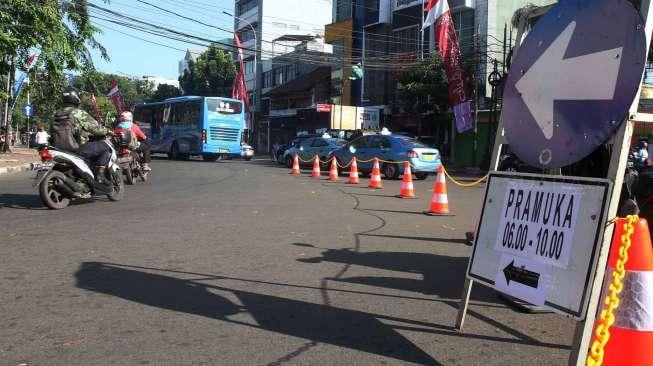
(515, 21), (623, 140)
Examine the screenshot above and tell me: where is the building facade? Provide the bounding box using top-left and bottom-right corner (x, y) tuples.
(232, 0), (333, 147)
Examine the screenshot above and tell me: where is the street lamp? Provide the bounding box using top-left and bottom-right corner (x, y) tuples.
(223, 10), (258, 131)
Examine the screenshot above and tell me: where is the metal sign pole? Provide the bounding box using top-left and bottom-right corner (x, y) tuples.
(568, 1), (653, 364)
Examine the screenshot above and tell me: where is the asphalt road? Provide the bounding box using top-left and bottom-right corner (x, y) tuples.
(0, 158), (575, 365)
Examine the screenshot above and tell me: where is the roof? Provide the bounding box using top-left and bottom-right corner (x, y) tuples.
(263, 67), (330, 97)
(272, 34), (319, 43)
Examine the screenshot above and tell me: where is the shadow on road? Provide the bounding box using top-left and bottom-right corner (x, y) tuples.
(0, 193), (46, 210)
(75, 262), (442, 365)
(298, 249), (496, 302)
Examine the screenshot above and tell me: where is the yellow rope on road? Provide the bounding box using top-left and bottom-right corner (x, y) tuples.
(586, 215), (638, 366)
(442, 166), (488, 187)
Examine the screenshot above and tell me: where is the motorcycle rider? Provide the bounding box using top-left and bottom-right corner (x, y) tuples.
(52, 87), (112, 184)
(634, 140), (649, 169)
(115, 111), (152, 171)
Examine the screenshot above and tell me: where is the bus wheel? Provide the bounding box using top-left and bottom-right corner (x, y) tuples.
(169, 142), (188, 160)
(202, 154), (219, 162)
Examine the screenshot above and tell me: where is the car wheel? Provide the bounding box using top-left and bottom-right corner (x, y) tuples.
(415, 173), (428, 180)
(285, 156), (294, 168)
(382, 162), (400, 180)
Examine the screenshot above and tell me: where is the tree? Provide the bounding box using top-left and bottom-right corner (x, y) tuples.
(0, 0), (106, 150)
(151, 84), (181, 101)
(179, 44), (235, 96)
(397, 55), (449, 115)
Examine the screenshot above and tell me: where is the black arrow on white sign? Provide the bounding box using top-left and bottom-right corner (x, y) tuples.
(503, 260), (540, 289)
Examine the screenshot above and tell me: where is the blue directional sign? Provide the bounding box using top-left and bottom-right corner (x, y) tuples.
(22, 104), (34, 117)
(502, 0), (647, 168)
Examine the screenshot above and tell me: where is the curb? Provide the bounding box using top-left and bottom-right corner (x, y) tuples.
(0, 163), (34, 176)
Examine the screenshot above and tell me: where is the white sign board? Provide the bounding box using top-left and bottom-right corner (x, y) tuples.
(357, 107), (381, 129)
(467, 172), (611, 319)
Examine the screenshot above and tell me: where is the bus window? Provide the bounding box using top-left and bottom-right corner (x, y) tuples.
(206, 98), (242, 115)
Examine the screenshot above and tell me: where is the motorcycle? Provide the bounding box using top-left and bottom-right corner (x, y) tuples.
(32, 138), (124, 209)
(115, 131), (149, 185)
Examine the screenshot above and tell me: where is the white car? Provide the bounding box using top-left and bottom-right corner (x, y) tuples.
(241, 143), (254, 161)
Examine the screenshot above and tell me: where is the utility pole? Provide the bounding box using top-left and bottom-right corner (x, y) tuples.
(26, 75), (30, 148)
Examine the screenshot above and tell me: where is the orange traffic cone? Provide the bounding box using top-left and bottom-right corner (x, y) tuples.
(368, 158), (383, 189)
(424, 165), (453, 216)
(289, 154), (300, 175)
(396, 161), (416, 199)
(328, 157), (339, 181)
(311, 155), (321, 178)
(588, 217), (653, 366)
(347, 157), (359, 184)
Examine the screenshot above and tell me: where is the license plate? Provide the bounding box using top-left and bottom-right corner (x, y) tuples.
(217, 148), (229, 153)
(423, 154), (435, 161)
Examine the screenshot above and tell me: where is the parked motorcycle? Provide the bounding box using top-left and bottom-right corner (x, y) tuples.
(32, 139), (124, 209)
(115, 131), (149, 185)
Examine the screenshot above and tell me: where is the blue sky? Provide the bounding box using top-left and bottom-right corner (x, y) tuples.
(89, 0), (235, 80)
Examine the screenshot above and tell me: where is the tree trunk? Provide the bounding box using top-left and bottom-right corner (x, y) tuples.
(1, 56), (15, 153)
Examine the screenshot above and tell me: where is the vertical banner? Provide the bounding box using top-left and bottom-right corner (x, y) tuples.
(107, 79), (125, 114)
(423, 0), (474, 133)
(232, 34), (252, 130)
(90, 92), (103, 124)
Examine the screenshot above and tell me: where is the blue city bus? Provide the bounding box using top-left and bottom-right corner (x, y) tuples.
(133, 96), (245, 161)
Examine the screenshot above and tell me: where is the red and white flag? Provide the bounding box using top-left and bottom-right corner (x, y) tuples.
(107, 78), (125, 114)
(232, 34), (252, 130)
(26, 53), (38, 69)
(423, 0), (474, 133)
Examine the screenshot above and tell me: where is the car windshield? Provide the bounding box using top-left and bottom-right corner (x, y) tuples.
(395, 136), (427, 148)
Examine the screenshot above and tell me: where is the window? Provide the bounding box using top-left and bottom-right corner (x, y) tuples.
(451, 9), (475, 57)
(206, 99), (243, 115)
(369, 136), (391, 149)
(391, 26), (419, 54)
(237, 0), (258, 16)
(335, 0), (352, 22)
(311, 139), (328, 147)
(262, 70), (273, 88)
(351, 136), (368, 149)
(288, 24), (299, 31)
(239, 26), (258, 43)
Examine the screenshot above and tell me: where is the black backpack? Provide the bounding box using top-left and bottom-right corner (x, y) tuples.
(52, 109), (79, 151)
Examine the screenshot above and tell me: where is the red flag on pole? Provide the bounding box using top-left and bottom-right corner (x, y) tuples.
(232, 34), (251, 130)
(107, 78), (125, 114)
(423, 0), (474, 133)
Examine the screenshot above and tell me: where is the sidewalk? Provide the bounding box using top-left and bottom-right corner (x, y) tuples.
(0, 146), (38, 175)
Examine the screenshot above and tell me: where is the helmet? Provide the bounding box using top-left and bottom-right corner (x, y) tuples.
(119, 111), (133, 122)
(62, 87), (81, 105)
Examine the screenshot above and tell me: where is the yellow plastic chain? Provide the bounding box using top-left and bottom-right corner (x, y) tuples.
(442, 166), (489, 187)
(293, 155), (489, 187)
(586, 215), (638, 366)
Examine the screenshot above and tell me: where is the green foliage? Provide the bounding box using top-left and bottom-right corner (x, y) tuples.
(0, 0), (108, 81)
(11, 70), (158, 131)
(179, 44), (236, 97)
(397, 54), (450, 115)
(151, 83), (181, 101)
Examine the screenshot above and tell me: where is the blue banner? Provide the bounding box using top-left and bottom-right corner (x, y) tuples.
(10, 73), (26, 110)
